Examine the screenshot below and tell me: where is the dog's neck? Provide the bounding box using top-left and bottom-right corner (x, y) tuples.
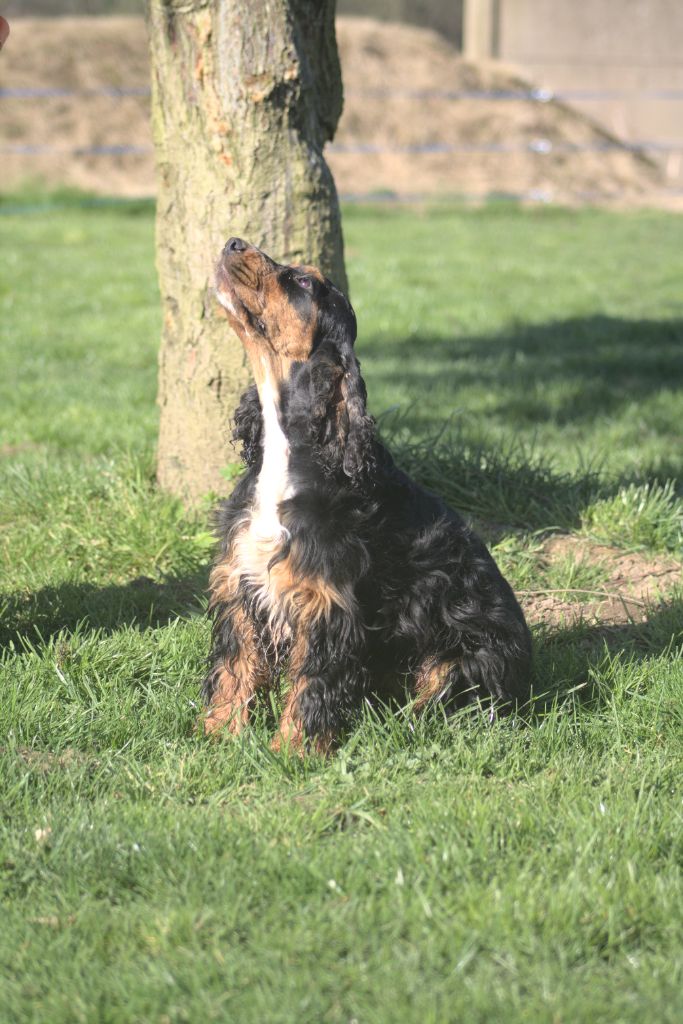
(251, 370), (292, 540)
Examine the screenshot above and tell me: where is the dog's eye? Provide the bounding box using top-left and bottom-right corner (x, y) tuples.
(297, 276), (312, 290)
(256, 318), (266, 334)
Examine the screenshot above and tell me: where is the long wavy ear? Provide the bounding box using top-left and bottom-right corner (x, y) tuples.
(337, 344), (377, 484)
(296, 281), (376, 485)
(232, 384), (262, 466)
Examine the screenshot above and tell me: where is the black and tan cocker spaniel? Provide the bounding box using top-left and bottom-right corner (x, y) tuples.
(203, 237), (532, 751)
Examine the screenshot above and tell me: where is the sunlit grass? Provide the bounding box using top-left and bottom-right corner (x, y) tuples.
(1, 193), (682, 1023)
(581, 480), (683, 552)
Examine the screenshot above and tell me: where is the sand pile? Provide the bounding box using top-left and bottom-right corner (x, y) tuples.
(0, 15), (666, 203)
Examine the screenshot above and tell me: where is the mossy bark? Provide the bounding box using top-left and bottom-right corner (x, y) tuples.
(146, 0), (346, 504)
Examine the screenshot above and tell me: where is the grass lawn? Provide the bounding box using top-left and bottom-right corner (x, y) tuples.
(1, 194), (682, 1023)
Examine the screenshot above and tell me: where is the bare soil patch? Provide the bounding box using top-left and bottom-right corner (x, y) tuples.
(0, 15), (671, 205)
(520, 533), (681, 629)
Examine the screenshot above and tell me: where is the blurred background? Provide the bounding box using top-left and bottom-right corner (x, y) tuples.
(1, 0), (681, 205)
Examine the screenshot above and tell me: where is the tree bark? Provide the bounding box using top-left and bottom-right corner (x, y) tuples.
(146, 0), (347, 504)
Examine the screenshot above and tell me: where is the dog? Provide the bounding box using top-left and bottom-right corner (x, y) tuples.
(203, 237), (532, 751)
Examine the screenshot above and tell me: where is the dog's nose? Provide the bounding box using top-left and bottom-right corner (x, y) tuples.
(225, 237), (247, 253)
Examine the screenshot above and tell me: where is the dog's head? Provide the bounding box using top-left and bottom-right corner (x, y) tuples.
(216, 237), (356, 379)
(217, 238), (375, 484)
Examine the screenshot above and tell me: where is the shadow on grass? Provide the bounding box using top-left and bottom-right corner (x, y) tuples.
(385, 425), (608, 532)
(369, 315), (683, 432)
(371, 316), (683, 533)
(532, 593), (683, 709)
(4, 315), (681, 661)
(0, 571), (208, 649)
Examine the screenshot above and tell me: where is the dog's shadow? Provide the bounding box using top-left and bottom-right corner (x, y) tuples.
(3, 571), (679, 737)
(366, 315), (683, 433)
(3, 555), (679, 707)
(0, 571), (208, 649)
(5, 312), (681, 697)
(530, 594), (683, 710)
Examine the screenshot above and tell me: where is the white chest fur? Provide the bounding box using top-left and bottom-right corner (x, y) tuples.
(251, 372), (292, 540)
(230, 372), (294, 645)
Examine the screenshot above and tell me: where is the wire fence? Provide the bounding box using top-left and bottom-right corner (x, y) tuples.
(2, 84), (682, 207)
(3, 84), (683, 101)
(3, 139), (683, 157)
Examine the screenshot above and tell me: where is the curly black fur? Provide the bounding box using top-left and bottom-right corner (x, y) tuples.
(205, 260), (532, 746)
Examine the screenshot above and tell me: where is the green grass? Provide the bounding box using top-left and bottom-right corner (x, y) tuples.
(581, 480), (683, 552)
(1, 193), (683, 1022)
(541, 551), (611, 603)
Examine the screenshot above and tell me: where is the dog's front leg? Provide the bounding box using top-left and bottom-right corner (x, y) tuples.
(272, 620), (368, 755)
(202, 604), (272, 735)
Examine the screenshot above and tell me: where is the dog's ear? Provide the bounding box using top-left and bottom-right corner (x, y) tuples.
(336, 344), (376, 483)
(232, 384), (262, 466)
(306, 341), (375, 485)
(285, 283), (375, 485)
(309, 286), (376, 486)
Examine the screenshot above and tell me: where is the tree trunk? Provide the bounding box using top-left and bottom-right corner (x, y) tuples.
(146, 0), (347, 504)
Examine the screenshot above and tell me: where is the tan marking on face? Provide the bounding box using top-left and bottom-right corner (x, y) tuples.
(215, 246), (321, 392)
(297, 264), (324, 283)
(243, 269), (318, 391)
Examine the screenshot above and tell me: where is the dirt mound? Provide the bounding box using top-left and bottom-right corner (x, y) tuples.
(0, 16), (667, 203)
(0, 17), (153, 197)
(335, 18), (663, 203)
(520, 534), (681, 630)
